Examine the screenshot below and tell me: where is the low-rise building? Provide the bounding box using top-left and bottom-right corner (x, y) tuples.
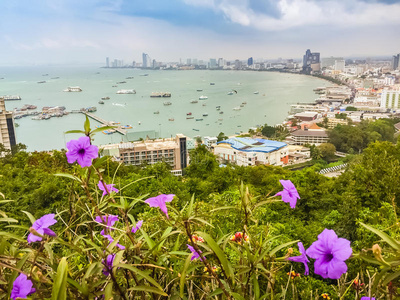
(101, 134), (190, 171)
(213, 137), (289, 166)
(327, 117), (348, 128)
(287, 145), (310, 163)
(203, 136), (218, 148)
(0, 98), (16, 150)
(294, 111), (319, 122)
(290, 126), (329, 145)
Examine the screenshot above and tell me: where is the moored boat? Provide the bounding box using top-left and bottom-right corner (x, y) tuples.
(98, 101), (104, 104)
(101, 97), (110, 100)
(199, 95), (208, 100)
(64, 86), (82, 92)
(190, 100), (198, 103)
(116, 89), (136, 94)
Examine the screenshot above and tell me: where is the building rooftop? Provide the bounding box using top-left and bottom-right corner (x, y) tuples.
(291, 129), (328, 137)
(217, 137), (287, 153)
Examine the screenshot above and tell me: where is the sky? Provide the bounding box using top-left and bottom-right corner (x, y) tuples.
(0, 0), (400, 66)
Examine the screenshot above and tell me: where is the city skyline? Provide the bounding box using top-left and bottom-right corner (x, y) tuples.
(1, 0), (400, 66)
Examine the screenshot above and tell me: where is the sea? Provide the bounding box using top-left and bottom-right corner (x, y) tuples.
(0, 65), (329, 151)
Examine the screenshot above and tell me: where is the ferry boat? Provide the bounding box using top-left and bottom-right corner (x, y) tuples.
(64, 86), (82, 92)
(163, 101), (172, 106)
(190, 100), (198, 104)
(150, 92), (171, 98)
(98, 101), (104, 104)
(116, 89), (136, 94)
(101, 97), (110, 100)
(199, 95), (208, 100)
(2, 95), (21, 101)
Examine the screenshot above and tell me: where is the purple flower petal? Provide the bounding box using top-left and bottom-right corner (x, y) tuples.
(360, 298), (375, 300)
(274, 180), (300, 209)
(42, 228), (56, 237)
(132, 220), (143, 233)
(98, 181), (119, 197)
(287, 242), (310, 275)
(145, 194), (175, 219)
(102, 234), (125, 250)
(66, 136), (98, 168)
(187, 244), (206, 262)
(11, 274), (35, 300)
(27, 214), (57, 244)
(95, 215), (119, 234)
(306, 229), (352, 280)
(102, 254), (115, 276)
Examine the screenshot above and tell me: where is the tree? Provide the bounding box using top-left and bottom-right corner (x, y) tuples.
(318, 143), (336, 161)
(335, 113), (348, 120)
(217, 132), (228, 142)
(261, 125), (276, 138)
(345, 106), (357, 111)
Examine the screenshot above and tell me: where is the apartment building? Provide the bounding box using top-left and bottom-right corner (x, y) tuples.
(380, 89), (400, 109)
(0, 98), (16, 150)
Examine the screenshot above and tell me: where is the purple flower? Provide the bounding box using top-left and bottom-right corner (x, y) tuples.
(11, 273), (36, 300)
(102, 254), (115, 276)
(288, 242), (310, 275)
(95, 215), (119, 235)
(360, 298), (375, 300)
(145, 194), (175, 219)
(187, 244), (206, 261)
(103, 234), (125, 250)
(66, 136), (98, 168)
(131, 220), (143, 233)
(306, 229), (352, 279)
(27, 214), (57, 243)
(274, 180), (300, 209)
(98, 181), (119, 197)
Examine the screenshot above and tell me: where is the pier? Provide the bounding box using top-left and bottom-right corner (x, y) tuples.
(83, 112), (127, 135)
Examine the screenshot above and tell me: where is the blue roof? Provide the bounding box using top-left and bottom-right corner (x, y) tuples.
(217, 138), (287, 153)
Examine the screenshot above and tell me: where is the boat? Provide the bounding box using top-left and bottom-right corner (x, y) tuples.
(186, 116), (194, 119)
(117, 81), (127, 84)
(199, 95), (208, 100)
(101, 97), (110, 100)
(138, 121), (141, 125)
(98, 101), (104, 104)
(233, 107), (241, 111)
(242, 101), (247, 104)
(190, 100), (198, 103)
(203, 113), (208, 117)
(227, 91), (234, 95)
(126, 76), (134, 79)
(196, 119), (203, 121)
(196, 89), (203, 92)
(112, 85), (118, 87)
(218, 118), (223, 121)
(210, 83), (215, 85)
(140, 74), (149, 76)
(193, 129), (199, 131)
(168, 118), (175, 121)
(150, 92), (171, 97)
(121, 125), (132, 129)
(254, 91), (259, 94)
(64, 86), (82, 92)
(202, 103), (206, 106)
(219, 111), (224, 114)
(103, 129), (116, 135)
(163, 101), (172, 106)
(37, 81), (46, 84)
(2, 95), (21, 101)
(51, 77), (60, 79)
(112, 103), (126, 107)
(116, 89), (136, 94)
(186, 112), (192, 116)
(153, 110), (160, 114)
(240, 104), (245, 107)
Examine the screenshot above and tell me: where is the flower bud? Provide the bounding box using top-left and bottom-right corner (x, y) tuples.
(28, 227), (43, 238)
(372, 244), (389, 265)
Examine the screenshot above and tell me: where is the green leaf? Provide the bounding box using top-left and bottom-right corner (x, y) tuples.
(22, 210), (36, 224)
(180, 255), (192, 298)
(65, 130), (85, 134)
(197, 231), (234, 280)
(52, 257), (68, 300)
(54, 173), (82, 183)
(269, 240), (299, 257)
(44, 243), (54, 265)
(208, 288), (224, 297)
(115, 264), (164, 291)
(0, 231), (25, 242)
(360, 222), (400, 251)
(232, 292), (246, 300)
(129, 286), (168, 296)
(84, 115), (91, 135)
(0, 217), (18, 223)
(92, 156), (109, 168)
(382, 270), (400, 286)
(186, 194), (195, 219)
(90, 126), (117, 135)
(104, 282), (113, 300)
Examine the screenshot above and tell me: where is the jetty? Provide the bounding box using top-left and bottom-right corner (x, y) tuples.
(83, 112), (127, 135)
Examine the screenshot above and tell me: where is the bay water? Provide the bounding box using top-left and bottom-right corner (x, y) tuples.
(0, 65), (329, 151)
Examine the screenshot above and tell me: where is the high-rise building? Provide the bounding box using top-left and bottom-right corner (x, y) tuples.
(106, 57), (109, 68)
(209, 58), (217, 69)
(380, 89), (400, 109)
(321, 57), (344, 68)
(142, 53), (151, 68)
(302, 49), (320, 74)
(334, 60), (345, 72)
(247, 57), (253, 66)
(217, 58), (224, 67)
(392, 54), (400, 70)
(186, 58), (192, 65)
(0, 98), (16, 151)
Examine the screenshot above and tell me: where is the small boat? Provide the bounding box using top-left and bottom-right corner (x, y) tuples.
(199, 95), (208, 100)
(112, 85), (118, 87)
(216, 106), (221, 108)
(42, 74), (48, 76)
(168, 118), (174, 121)
(126, 76), (134, 79)
(101, 97), (110, 100)
(98, 101), (104, 104)
(103, 129), (116, 135)
(196, 118), (203, 121)
(196, 89), (203, 92)
(242, 101), (247, 104)
(64, 86), (82, 92)
(163, 101), (172, 106)
(140, 74), (149, 76)
(253, 91), (259, 94)
(37, 81), (46, 84)
(117, 81), (127, 84)
(219, 111), (224, 114)
(193, 129), (199, 131)
(210, 83), (215, 85)
(116, 89), (136, 94)
(186, 112), (192, 116)
(203, 113), (208, 117)
(227, 91), (234, 95)
(153, 110), (160, 114)
(186, 116), (194, 119)
(240, 104), (245, 107)
(233, 107), (241, 111)
(202, 103), (206, 106)
(218, 118), (223, 121)
(138, 121), (141, 125)
(121, 125), (132, 129)
(190, 100), (199, 103)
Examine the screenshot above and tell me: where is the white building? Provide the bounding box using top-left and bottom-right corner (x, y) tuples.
(380, 89), (400, 109)
(334, 60), (345, 72)
(213, 137), (289, 166)
(203, 136), (218, 148)
(0, 98), (17, 150)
